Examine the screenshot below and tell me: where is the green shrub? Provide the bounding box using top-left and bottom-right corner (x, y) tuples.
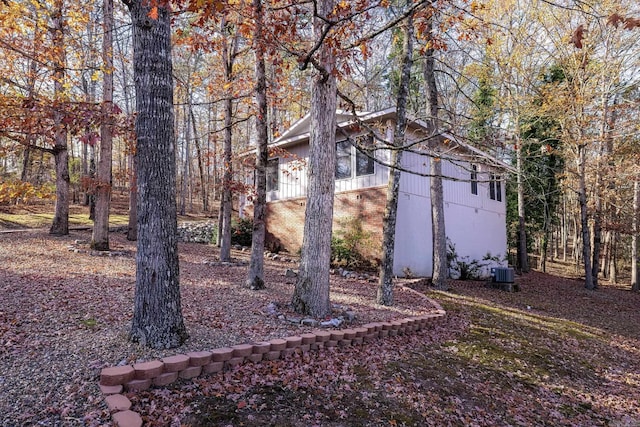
(331, 217), (377, 270)
(447, 239), (483, 280)
(231, 217), (253, 247)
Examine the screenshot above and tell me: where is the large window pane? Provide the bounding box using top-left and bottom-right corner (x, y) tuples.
(355, 134), (374, 176)
(335, 140), (352, 179)
(266, 158), (279, 191)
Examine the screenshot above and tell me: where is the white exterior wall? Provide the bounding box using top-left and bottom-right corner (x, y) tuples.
(393, 150), (433, 276)
(442, 161), (508, 266)
(393, 151), (508, 277)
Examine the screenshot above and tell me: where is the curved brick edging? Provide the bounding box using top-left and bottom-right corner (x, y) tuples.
(99, 281), (445, 427)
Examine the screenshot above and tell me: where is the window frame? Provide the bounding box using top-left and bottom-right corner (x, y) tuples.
(335, 140), (353, 180)
(354, 134), (375, 177)
(489, 173), (502, 202)
(470, 164), (478, 195)
(335, 134), (376, 180)
(266, 157), (279, 192)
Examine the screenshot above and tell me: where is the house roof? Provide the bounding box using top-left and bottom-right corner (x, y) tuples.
(272, 107), (514, 173)
(273, 107), (397, 148)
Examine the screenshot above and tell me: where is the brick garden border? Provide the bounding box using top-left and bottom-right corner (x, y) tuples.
(99, 283), (446, 427)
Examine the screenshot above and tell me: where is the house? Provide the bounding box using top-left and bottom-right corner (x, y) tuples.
(241, 107), (510, 277)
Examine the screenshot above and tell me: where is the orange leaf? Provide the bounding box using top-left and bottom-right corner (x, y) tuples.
(571, 24), (584, 49)
(148, 6), (158, 20)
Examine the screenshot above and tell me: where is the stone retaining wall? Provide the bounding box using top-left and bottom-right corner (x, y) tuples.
(177, 222), (216, 244)
(99, 285), (446, 427)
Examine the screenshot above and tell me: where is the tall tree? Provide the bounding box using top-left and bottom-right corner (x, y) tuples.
(218, 17), (240, 262)
(292, 0), (338, 317)
(91, 0), (114, 250)
(49, 0), (70, 236)
(125, 1), (188, 349)
(246, 0), (268, 291)
(423, 7), (448, 290)
(377, 13), (413, 306)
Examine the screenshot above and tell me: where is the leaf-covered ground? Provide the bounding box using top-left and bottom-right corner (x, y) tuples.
(0, 229), (434, 426)
(131, 272), (640, 426)
(1, 216), (639, 426)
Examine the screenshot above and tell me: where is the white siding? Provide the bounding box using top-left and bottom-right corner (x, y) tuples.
(393, 191), (433, 277)
(392, 156), (507, 276)
(267, 144), (309, 202)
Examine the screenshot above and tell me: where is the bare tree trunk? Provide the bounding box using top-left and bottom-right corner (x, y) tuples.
(516, 135), (529, 272)
(632, 178), (639, 291)
(210, 101), (219, 204)
(561, 195), (568, 262)
(292, 0), (337, 317)
(423, 10), (448, 291)
(578, 144), (594, 290)
(246, 0), (268, 290)
(377, 14), (413, 305)
(127, 1), (188, 349)
(591, 169), (602, 289)
(21, 54), (39, 183)
(602, 230), (611, 280)
(608, 231), (617, 284)
(191, 109), (208, 212)
(219, 24), (239, 262)
(220, 94), (233, 260)
(113, 11), (137, 241)
(180, 101), (190, 216)
(127, 152), (137, 241)
(49, 0), (69, 236)
(91, 0), (114, 251)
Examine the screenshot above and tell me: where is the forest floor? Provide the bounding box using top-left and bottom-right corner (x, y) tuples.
(1, 203), (639, 426)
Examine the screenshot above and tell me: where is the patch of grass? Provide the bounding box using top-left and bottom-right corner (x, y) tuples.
(0, 212), (129, 230)
(79, 318), (98, 329)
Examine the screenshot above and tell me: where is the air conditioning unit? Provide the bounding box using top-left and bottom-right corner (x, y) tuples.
(491, 267), (515, 283)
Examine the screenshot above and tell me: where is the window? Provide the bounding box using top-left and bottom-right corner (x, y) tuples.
(266, 158), (279, 191)
(336, 135), (375, 179)
(470, 164), (478, 195)
(335, 140), (352, 179)
(355, 134), (375, 176)
(489, 173), (502, 202)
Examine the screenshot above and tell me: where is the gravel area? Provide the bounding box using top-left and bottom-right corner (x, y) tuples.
(0, 230), (437, 426)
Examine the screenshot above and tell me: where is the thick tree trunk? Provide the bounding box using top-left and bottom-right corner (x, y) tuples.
(423, 11), (448, 291)
(246, 0), (268, 291)
(50, 145), (70, 235)
(377, 15), (413, 305)
(49, 0), (69, 236)
(91, 0), (114, 251)
(127, 1), (188, 349)
(292, 0), (337, 317)
(21, 145), (32, 182)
